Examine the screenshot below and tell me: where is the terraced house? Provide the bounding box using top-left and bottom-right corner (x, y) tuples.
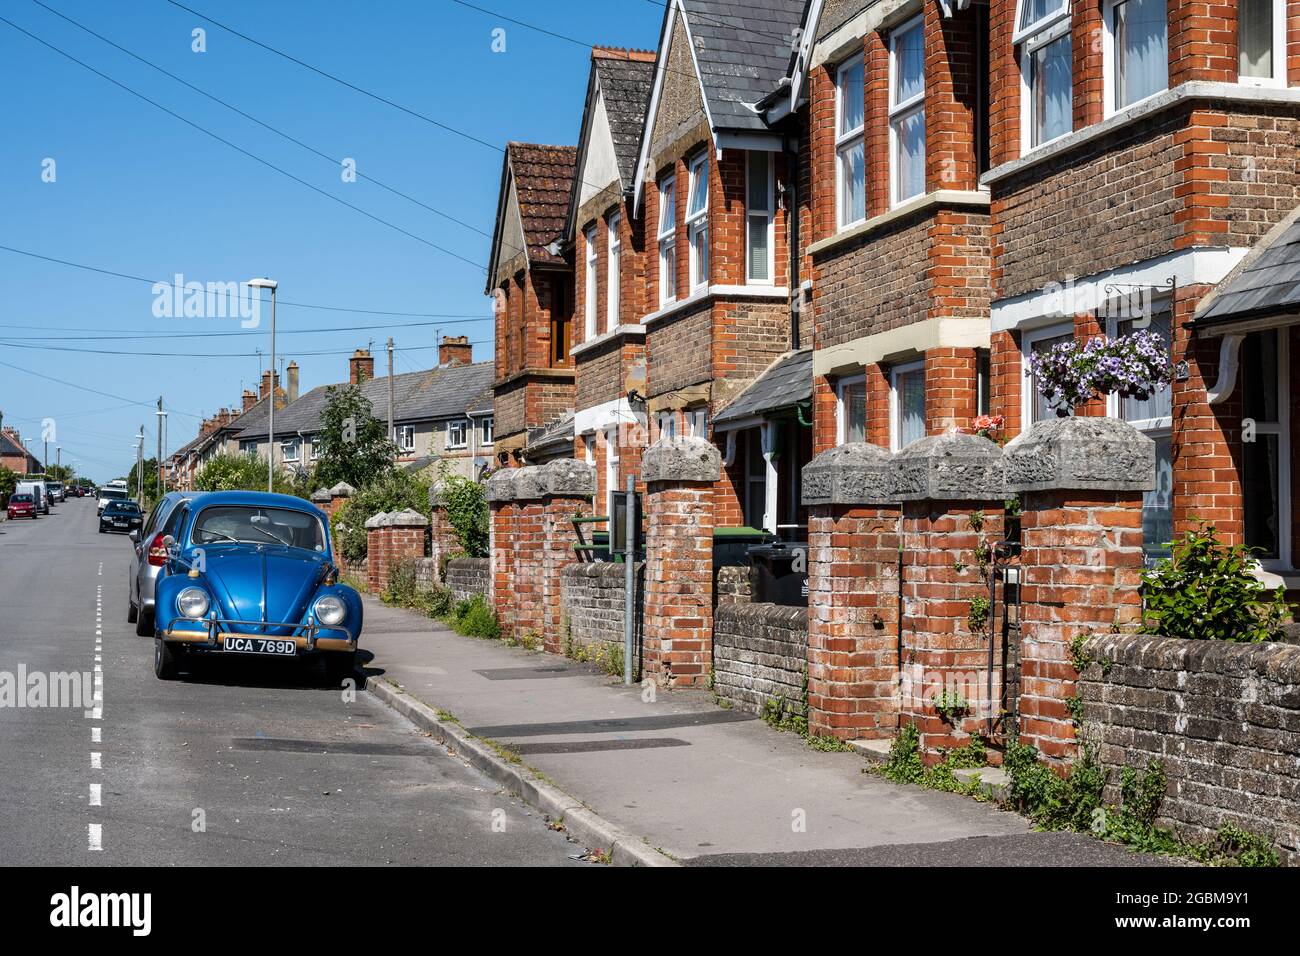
(486, 142), (579, 467)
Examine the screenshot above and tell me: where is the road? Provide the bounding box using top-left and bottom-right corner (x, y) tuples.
(0, 499), (581, 866)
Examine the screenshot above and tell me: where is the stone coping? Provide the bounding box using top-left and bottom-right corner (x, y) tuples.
(1004, 416), (1155, 493)
(802, 442), (894, 506)
(483, 460), (597, 503)
(1081, 632), (1300, 681)
(364, 508), (427, 529)
(642, 436), (722, 484)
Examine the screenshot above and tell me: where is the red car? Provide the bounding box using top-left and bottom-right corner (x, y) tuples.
(6, 493), (38, 519)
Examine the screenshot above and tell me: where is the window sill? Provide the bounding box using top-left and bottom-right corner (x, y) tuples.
(639, 285), (790, 327)
(569, 323), (647, 358)
(808, 189), (990, 258)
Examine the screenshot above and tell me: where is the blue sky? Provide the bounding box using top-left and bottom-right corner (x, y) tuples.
(0, 0), (663, 481)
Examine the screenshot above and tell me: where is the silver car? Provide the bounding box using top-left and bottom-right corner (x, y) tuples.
(127, 492), (192, 636)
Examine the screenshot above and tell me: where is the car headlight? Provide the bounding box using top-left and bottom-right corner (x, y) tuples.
(177, 587), (210, 619)
(313, 595), (346, 627)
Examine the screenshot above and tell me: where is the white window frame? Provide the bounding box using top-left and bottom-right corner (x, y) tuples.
(584, 224), (598, 340)
(607, 212), (622, 330)
(657, 174), (677, 306)
(835, 54), (866, 230)
(583, 433), (596, 465)
(447, 419), (468, 450)
(604, 425), (620, 520)
(1241, 328), (1292, 570)
(1237, 0), (1288, 88)
(656, 410), (677, 441)
(480, 416), (494, 447)
(836, 373), (867, 445)
(1102, 0), (1169, 118)
(280, 437), (301, 463)
(685, 407), (708, 439)
(309, 436), (320, 461)
(239, 440), (257, 456)
(889, 359), (926, 452)
(888, 16), (926, 207)
(1020, 321), (1076, 429)
(397, 425), (415, 453)
(686, 153), (709, 291)
(1015, 0), (1073, 154)
(746, 151), (775, 284)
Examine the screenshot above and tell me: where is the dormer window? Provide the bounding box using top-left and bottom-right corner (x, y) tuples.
(1014, 0), (1072, 150)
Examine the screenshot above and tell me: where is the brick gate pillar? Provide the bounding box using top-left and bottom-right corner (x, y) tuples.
(891, 432), (1007, 759)
(539, 459), (596, 654)
(508, 467), (548, 643)
(1004, 416), (1154, 765)
(801, 443), (900, 740)
(428, 482), (460, 583)
(485, 469), (520, 636)
(364, 508), (428, 596)
(642, 437), (721, 688)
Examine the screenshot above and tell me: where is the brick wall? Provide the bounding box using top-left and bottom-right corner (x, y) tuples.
(715, 563), (753, 605)
(713, 603), (808, 716)
(1079, 633), (1300, 866)
(366, 520), (427, 596)
(560, 561), (644, 657)
(446, 557), (490, 605)
(646, 304), (712, 397)
(643, 481), (714, 687)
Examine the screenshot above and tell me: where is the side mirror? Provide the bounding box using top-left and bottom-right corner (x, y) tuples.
(162, 535), (175, 550)
(128, 530), (140, 544)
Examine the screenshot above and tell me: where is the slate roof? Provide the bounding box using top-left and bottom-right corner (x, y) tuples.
(524, 411), (575, 461)
(714, 348), (812, 424)
(681, 0), (809, 132)
(466, 385), (495, 416)
(508, 142), (578, 266)
(232, 362), (495, 441)
(1197, 205), (1300, 326)
(1, 431), (28, 457)
(593, 49), (657, 188)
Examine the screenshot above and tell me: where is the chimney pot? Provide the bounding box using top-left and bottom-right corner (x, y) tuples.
(439, 335), (472, 366)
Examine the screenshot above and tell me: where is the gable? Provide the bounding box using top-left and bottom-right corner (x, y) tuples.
(650, 10), (708, 157)
(495, 173), (529, 286)
(578, 87), (621, 209)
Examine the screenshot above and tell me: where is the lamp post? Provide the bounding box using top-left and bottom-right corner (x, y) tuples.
(136, 428), (144, 504)
(248, 278), (278, 492)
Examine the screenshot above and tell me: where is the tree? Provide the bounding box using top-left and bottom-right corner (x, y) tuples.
(0, 466), (17, 505)
(45, 463), (76, 482)
(330, 469), (430, 562)
(193, 453), (298, 495)
(312, 384), (397, 490)
(127, 457), (164, 504)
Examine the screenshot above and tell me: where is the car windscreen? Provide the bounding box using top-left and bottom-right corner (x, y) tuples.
(105, 502), (140, 514)
(192, 505), (326, 552)
(101, 490), (127, 500)
(10, 494), (32, 503)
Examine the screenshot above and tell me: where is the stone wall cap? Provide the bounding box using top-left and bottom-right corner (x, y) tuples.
(363, 511), (390, 529)
(328, 482), (355, 498)
(310, 487), (331, 503)
(484, 468), (518, 503)
(541, 458), (597, 497)
(892, 431), (1005, 502)
(642, 436), (722, 484)
(802, 442), (896, 506)
(512, 465), (548, 501)
(1004, 416), (1155, 493)
(364, 508), (426, 528)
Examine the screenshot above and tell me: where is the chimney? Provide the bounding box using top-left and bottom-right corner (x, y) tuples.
(439, 335), (472, 366)
(260, 370), (272, 399)
(242, 389), (257, 412)
(286, 361), (299, 403)
(349, 348), (374, 385)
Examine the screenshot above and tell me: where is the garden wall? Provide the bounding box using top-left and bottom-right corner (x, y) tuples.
(713, 603), (808, 716)
(715, 564), (754, 605)
(446, 557), (489, 605)
(1079, 633), (1300, 865)
(560, 561), (644, 656)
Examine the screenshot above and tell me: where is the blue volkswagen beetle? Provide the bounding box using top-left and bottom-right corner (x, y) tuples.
(152, 491), (363, 682)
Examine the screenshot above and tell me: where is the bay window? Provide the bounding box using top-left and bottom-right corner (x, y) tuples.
(1022, 323), (1074, 426)
(686, 154), (709, 291)
(607, 212), (621, 329)
(890, 361), (926, 451)
(584, 225), (598, 339)
(657, 174), (677, 305)
(837, 375), (867, 444)
(1239, 0), (1287, 86)
(1014, 0), (1072, 150)
(746, 151), (774, 283)
(889, 17), (925, 205)
(1241, 329), (1290, 567)
(1105, 0), (1168, 113)
(835, 54), (865, 229)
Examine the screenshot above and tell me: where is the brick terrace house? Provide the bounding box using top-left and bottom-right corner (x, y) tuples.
(564, 47), (657, 518)
(630, 0), (813, 530)
(486, 142), (579, 467)
(977, 0), (1300, 575)
(1, 428), (42, 475)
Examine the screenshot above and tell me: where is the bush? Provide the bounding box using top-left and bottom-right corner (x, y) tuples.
(1141, 521), (1289, 643)
(331, 470), (431, 563)
(438, 468), (488, 558)
(448, 595), (499, 639)
(194, 453), (301, 496)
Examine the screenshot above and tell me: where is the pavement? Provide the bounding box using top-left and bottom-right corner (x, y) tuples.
(359, 596), (1175, 866)
(0, 499), (584, 866)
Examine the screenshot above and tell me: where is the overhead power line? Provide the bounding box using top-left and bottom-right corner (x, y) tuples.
(0, 13), (486, 271)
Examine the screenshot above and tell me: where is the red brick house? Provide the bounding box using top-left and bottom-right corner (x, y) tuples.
(565, 47), (657, 519)
(486, 142), (579, 467)
(1, 428), (42, 475)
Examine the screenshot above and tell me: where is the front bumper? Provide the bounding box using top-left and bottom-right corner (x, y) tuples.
(161, 616), (357, 654)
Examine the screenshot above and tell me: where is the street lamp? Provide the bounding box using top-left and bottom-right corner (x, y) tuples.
(248, 277), (278, 493)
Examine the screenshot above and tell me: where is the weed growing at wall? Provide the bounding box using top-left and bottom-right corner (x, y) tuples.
(876, 723), (989, 796)
(448, 595), (500, 639)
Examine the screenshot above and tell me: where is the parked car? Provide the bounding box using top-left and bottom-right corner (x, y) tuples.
(47, 482), (65, 503)
(99, 500), (143, 534)
(6, 493), (38, 520)
(152, 491), (362, 682)
(15, 480), (49, 515)
(127, 491), (193, 636)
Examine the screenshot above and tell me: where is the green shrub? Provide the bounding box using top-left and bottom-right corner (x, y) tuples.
(438, 466), (489, 558)
(381, 557), (418, 607)
(449, 595), (499, 639)
(1141, 521), (1289, 642)
(331, 470), (431, 563)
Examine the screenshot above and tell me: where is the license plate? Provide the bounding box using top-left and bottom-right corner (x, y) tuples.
(114, 521), (128, 527)
(222, 637), (297, 657)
